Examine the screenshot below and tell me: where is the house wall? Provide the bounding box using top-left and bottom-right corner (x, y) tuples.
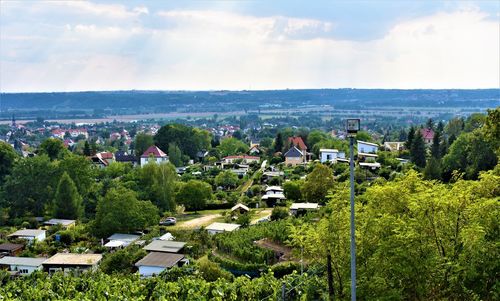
(9, 264), (42, 275)
(139, 265), (166, 277)
(285, 157), (302, 166)
(140, 157), (169, 167)
(358, 143), (378, 154)
(207, 229), (223, 235)
(36, 232), (46, 242)
(320, 152), (338, 163)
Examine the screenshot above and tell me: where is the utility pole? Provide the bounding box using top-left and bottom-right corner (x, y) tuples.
(346, 119), (360, 301)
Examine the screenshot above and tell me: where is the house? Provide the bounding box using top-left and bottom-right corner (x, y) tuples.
(222, 155), (260, 164)
(0, 243), (24, 257)
(0, 256), (47, 276)
(359, 162), (381, 170)
(319, 149), (340, 163)
(288, 136), (307, 151)
(420, 128), (435, 144)
(284, 146), (306, 166)
(44, 219), (76, 228)
(262, 186), (286, 207)
(357, 141), (378, 154)
(91, 152), (115, 168)
(231, 203), (250, 214)
(384, 142), (405, 152)
(42, 253), (102, 274)
(143, 240), (186, 253)
(289, 203), (319, 216)
(248, 145), (261, 155)
(205, 222), (240, 235)
(115, 151), (138, 166)
(196, 150), (209, 162)
(104, 233), (141, 249)
(140, 145), (169, 166)
(8, 229), (46, 243)
(135, 252), (187, 277)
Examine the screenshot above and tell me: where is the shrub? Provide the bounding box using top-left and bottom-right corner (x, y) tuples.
(271, 207), (289, 221)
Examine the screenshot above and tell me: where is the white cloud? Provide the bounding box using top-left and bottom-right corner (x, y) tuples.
(0, 4), (498, 91)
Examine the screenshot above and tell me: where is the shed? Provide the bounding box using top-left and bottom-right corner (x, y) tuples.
(0, 256), (47, 276)
(8, 229), (46, 243)
(135, 252), (186, 277)
(205, 222), (240, 235)
(0, 243), (24, 256)
(44, 219), (76, 228)
(231, 203), (250, 214)
(143, 240), (186, 253)
(289, 203), (319, 216)
(42, 253), (102, 275)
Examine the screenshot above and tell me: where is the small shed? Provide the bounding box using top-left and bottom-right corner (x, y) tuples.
(0, 256), (47, 276)
(135, 252), (186, 277)
(0, 243), (24, 256)
(42, 253), (102, 275)
(44, 219), (76, 228)
(143, 240), (186, 253)
(205, 222), (240, 235)
(231, 203), (250, 214)
(289, 203), (319, 216)
(8, 229), (46, 243)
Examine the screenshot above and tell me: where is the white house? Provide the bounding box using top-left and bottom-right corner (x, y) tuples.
(44, 219), (76, 228)
(0, 256), (47, 276)
(357, 141), (378, 154)
(8, 229), (46, 243)
(261, 186), (286, 206)
(105, 233), (141, 249)
(205, 222), (240, 235)
(135, 252), (187, 277)
(319, 149), (339, 163)
(140, 145), (169, 167)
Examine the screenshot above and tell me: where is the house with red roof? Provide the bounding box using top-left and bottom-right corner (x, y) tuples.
(140, 146), (169, 166)
(420, 128), (435, 144)
(288, 136), (307, 151)
(223, 155), (260, 164)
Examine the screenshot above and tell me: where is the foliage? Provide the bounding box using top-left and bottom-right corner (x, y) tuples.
(270, 206), (289, 221)
(135, 162), (178, 211)
(133, 132), (154, 157)
(154, 124), (211, 159)
(38, 138), (67, 160)
(215, 170), (239, 189)
(168, 142), (183, 167)
(176, 180), (212, 212)
(283, 181), (302, 201)
(0, 141), (17, 182)
(301, 164), (334, 203)
(92, 186), (159, 238)
(197, 256), (233, 282)
(217, 137), (249, 157)
(100, 246), (146, 274)
(53, 172), (83, 219)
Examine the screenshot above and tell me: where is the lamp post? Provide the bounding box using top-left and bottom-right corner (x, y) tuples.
(346, 118), (360, 301)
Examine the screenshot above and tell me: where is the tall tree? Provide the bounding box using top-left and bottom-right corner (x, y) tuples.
(39, 138), (67, 160)
(136, 162), (177, 211)
(217, 138), (249, 157)
(168, 143), (183, 167)
(83, 140), (91, 156)
(0, 141), (18, 182)
(405, 126), (415, 150)
(134, 133), (154, 157)
(431, 129), (442, 159)
(176, 180), (212, 212)
(301, 164), (334, 203)
(215, 170), (239, 189)
(410, 130), (426, 168)
(53, 172), (83, 219)
(274, 132), (283, 153)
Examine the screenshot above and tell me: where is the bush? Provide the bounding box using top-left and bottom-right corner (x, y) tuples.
(197, 258), (233, 281)
(271, 207), (289, 221)
(271, 262), (301, 278)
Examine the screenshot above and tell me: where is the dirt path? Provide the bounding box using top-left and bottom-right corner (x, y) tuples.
(251, 209), (272, 225)
(178, 214), (221, 229)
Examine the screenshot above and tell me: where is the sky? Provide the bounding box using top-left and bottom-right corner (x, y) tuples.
(0, 0), (499, 92)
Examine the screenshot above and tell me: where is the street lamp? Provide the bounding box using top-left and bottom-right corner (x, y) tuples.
(346, 118), (359, 301)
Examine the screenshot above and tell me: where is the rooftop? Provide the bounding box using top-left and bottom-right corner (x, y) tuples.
(231, 203), (250, 212)
(141, 145), (167, 158)
(0, 256), (47, 267)
(290, 203), (319, 210)
(0, 243), (24, 252)
(44, 219), (76, 227)
(288, 136), (307, 150)
(43, 253), (102, 266)
(357, 140), (379, 147)
(143, 240), (186, 253)
(8, 229), (45, 237)
(319, 149), (339, 153)
(135, 252), (184, 268)
(205, 222), (240, 232)
(107, 233), (141, 243)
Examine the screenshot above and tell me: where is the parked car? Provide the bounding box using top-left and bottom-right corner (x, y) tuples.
(159, 217), (177, 226)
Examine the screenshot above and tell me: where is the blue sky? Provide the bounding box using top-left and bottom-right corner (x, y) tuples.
(1, 1), (499, 92)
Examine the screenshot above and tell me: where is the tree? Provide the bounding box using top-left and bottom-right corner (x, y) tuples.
(93, 186), (159, 238)
(136, 162), (177, 211)
(405, 126), (415, 150)
(168, 143), (183, 167)
(217, 138), (249, 157)
(445, 117), (464, 137)
(39, 138), (67, 160)
(83, 140), (91, 156)
(301, 164), (334, 203)
(426, 118), (434, 130)
(215, 170), (239, 189)
(155, 124), (210, 159)
(274, 132), (283, 153)
(134, 133), (154, 157)
(307, 130), (328, 149)
(283, 181), (302, 201)
(0, 141), (17, 181)
(355, 131), (372, 142)
(410, 130), (426, 168)
(53, 172), (83, 219)
(423, 157), (442, 180)
(482, 107), (500, 153)
(431, 129), (442, 159)
(176, 180), (212, 212)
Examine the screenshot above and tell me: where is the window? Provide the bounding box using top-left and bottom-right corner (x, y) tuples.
(20, 269), (28, 274)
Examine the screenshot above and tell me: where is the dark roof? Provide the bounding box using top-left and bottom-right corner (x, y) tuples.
(141, 146), (168, 158)
(0, 243), (23, 252)
(288, 136), (307, 150)
(144, 240), (186, 253)
(284, 146), (303, 158)
(135, 252), (184, 268)
(115, 151), (137, 162)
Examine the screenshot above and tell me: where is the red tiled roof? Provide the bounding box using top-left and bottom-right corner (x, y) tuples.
(99, 152), (114, 159)
(420, 128), (435, 140)
(141, 145), (167, 158)
(288, 136), (307, 150)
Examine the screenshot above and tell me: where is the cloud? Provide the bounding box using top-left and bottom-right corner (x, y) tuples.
(0, 2), (498, 92)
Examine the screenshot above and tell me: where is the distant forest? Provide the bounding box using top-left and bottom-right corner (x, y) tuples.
(1, 89), (498, 115)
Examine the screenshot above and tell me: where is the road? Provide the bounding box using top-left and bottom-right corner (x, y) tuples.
(176, 214), (221, 229)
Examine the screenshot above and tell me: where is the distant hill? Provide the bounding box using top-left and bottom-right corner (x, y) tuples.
(1, 89), (498, 113)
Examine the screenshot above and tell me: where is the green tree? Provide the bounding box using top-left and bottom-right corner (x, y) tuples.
(83, 140), (91, 156)
(217, 138), (249, 157)
(355, 131), (372, 142)
(39, 138), (67, 160)
(155, 124), (211, 159)
(0, 141), (18, 181)
(93, 186), (159, 238)
(134, 133), (154, 157)
(410, 130), (426, 168)
(423, 157), (442, 180)
(405, 125), (415, 150)
(445, 117), (464, 137)
(301, 164), (334, 203)
(215, 170), (239, 189)
(283, 181), (302, 201)
(482, 107), (500, 153)
(431, 129), (442, 159)
(53, 172), (83, 219)
(176, 180), (212, 212)
(168, 142), (183, 167)
(274, 132), (283, 153)
(136, 162), (177, 211)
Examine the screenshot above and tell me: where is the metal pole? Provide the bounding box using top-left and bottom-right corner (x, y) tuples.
(349, 136), (357, 300)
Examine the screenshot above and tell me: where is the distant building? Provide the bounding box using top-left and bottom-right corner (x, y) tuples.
(104, 234), (141, 249)
(420, 128), (435, 144)
(231, 203), (250, 214)
(8, 229), (46, 244)
(384, 142), (405, 152)
(42, 253), (102, 275)
(44, 219), (76, 228)
(0, 243), (24, 257)
(115, 151), (138, 166)
(319, 149), (340, 163)
(357, 141), (378, 154)
(0, 256), (46, 276)
(284, 146), (307, 166)
(223, 155), (260, 164)
(140, 146), (169, 166)
(288, 136), (307, 151)
(135, 252), (187, 277)
(262, 186), (286, 207)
